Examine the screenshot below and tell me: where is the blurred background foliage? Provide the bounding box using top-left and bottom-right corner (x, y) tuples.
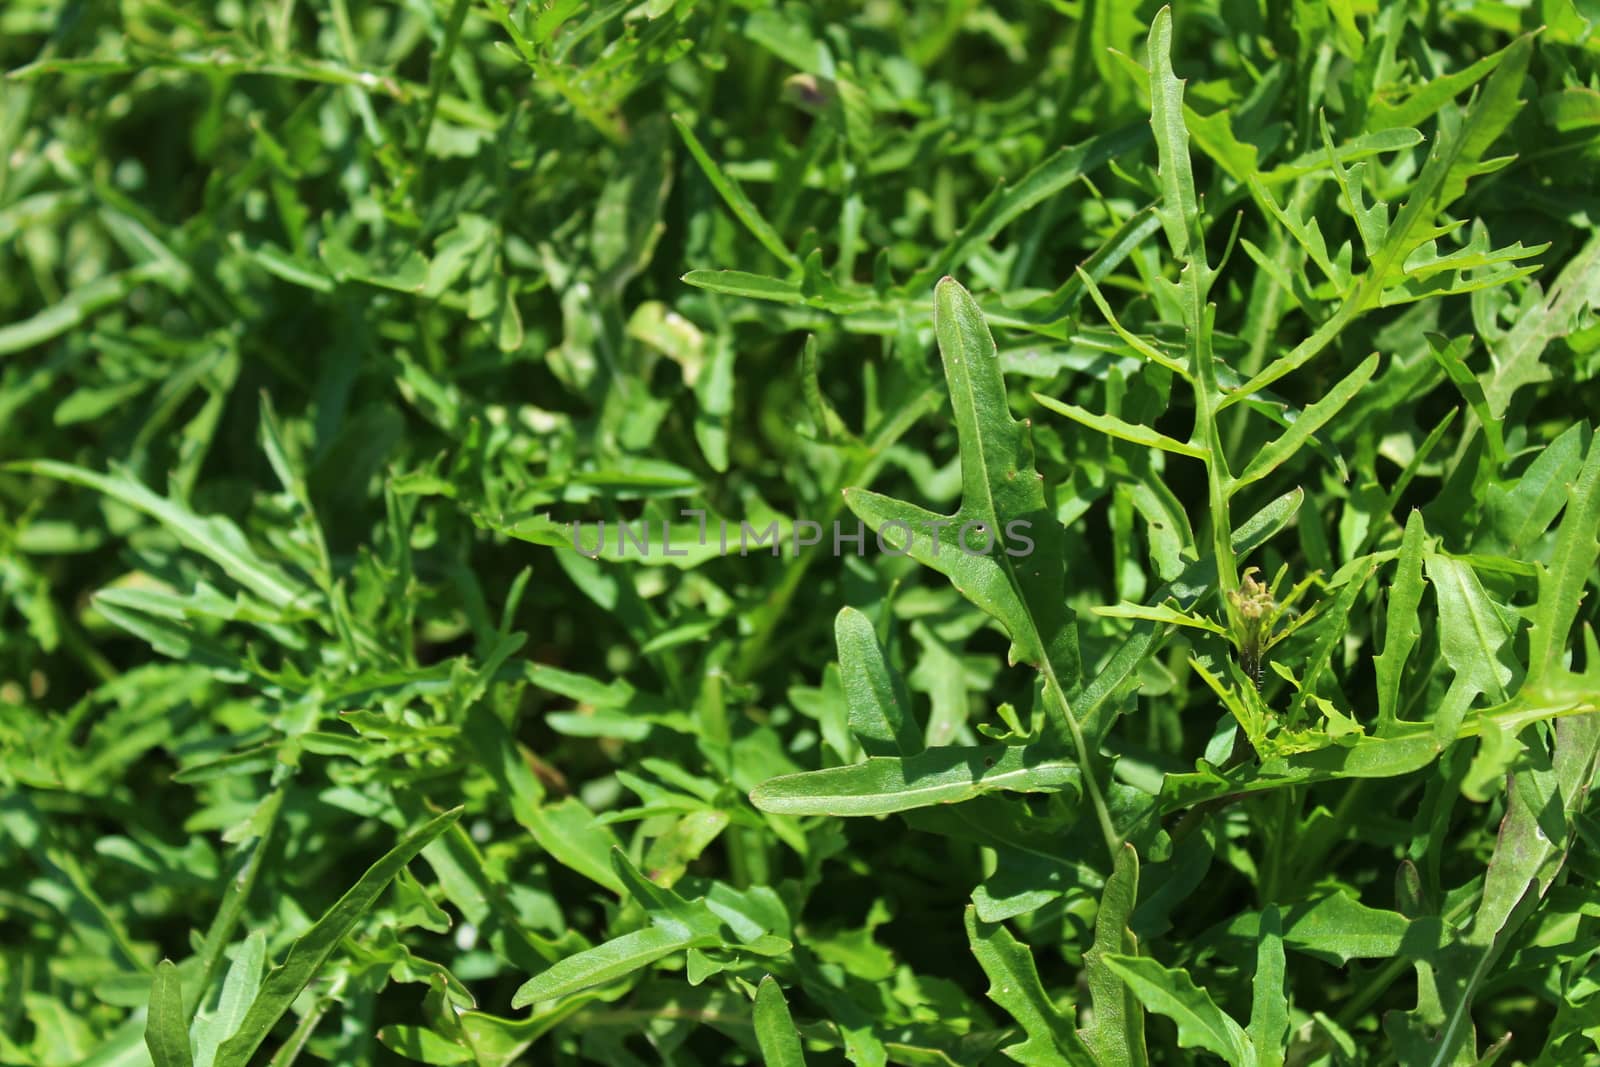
(2, 0), (1599, 1064)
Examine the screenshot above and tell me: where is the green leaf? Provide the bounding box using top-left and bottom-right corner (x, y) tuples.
(1162, 692), (1596, 812)
(1285, 558), (1378, 727)
(672, 116), (800, 271)
(1227, 34), (1537, 403)
(1389, 711), (1600, 1065)
(144, 961), (193, 1067)
(1527, 433), (1600, 686)
(1032, 393), (1208, 459)
(1484, 233), (1600, 418)
(1374, 510), (1427, 733)
(1426, 335), (1503, 463)
(1146, 8), (1207, 276)
(212, 807), (462, 1067)
(1248, 907), (1288, 1067)
(845, 277), (1079, 690)
(192, 931), (266, 1067)
(1092, 602), (1229, 637)
(905, 124), (1150, 293)
(1366, 35), (1524, 132)
(1081, 844), (1147, 1067)
(1424, 553), (1516, 738)
(0, 265), (170, 356)
(1100, 955), (1250, 1067)
(227, 235), (335, 293)
(750, 744), (1081, 816)
(606, 847), (723, 938)
(377, 1025), (474, 1065)
(842, 276), (1117, 852)
(1431, 35), (1536, 211)
(591, 116), (672, 290)
(512, 925), (709, 1007)
(319, 235), (429, 292)
(693, 330), (736, 472)
(1160, 728), (1445, 811)
(11, 461), (310, 611)
(1072, 263), (1189, 376)
(1233, 353), (1379, 489)
(519, 797), (627, 895)
(455, 1003), (595, 1067)
(753, 976), (808, 1067)
(1218, 892), (1451, 967)
(1485, 423), (1587, 554)
(835, 607), (921, 757)
(801, 335), (854, 442)
(965, 906), (1092, 1066)
(681, 269), (806, 303)
(512, 850), (728, 1007)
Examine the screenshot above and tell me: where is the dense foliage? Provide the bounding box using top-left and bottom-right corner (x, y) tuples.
(4, 1), (1600, 1064)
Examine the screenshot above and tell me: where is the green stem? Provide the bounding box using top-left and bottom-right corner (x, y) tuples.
(191, 788), (284, 1018)
(1056, 0), (1095, 134)
(267, 995), (332, 1067)
(415, 0), (472, 197)
(1226, 235), (1289, 458)
(1043, 670), (1122, 860)
(1194, 365), (1240, 613)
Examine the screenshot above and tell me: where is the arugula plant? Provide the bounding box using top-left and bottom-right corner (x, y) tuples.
(2, 1), (1599, 1065)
